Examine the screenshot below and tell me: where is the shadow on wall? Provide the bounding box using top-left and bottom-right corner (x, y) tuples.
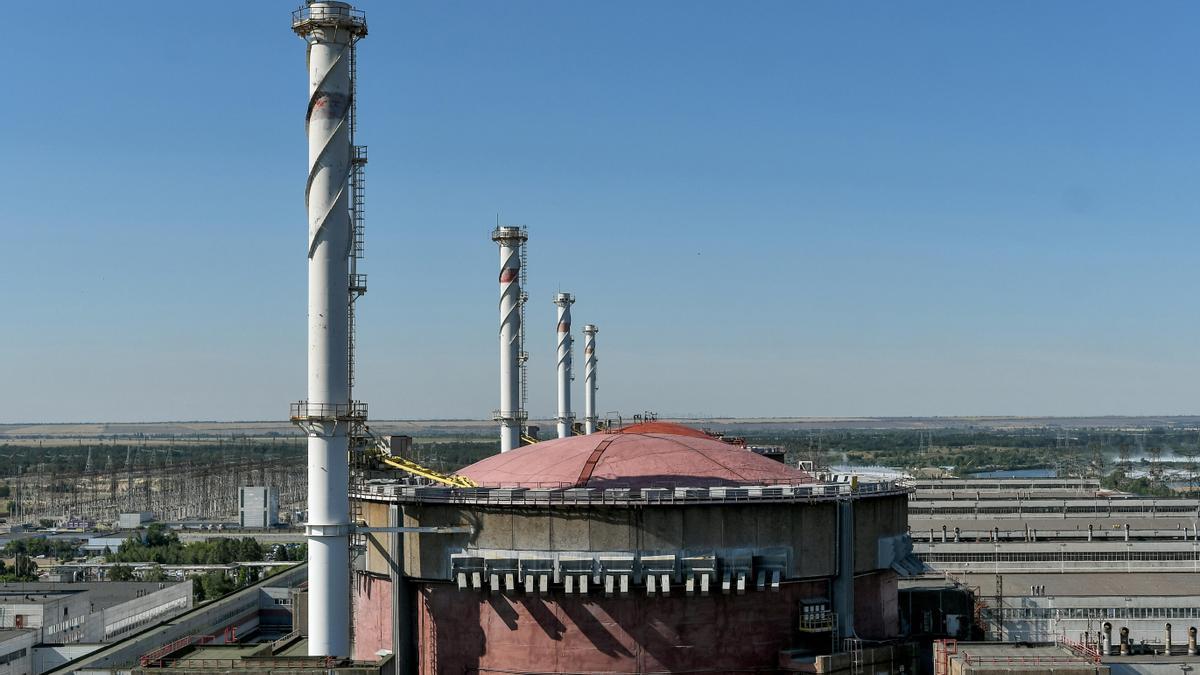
(419, 578), (867, 673)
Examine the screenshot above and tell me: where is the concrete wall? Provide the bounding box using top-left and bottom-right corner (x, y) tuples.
(0, 631), (35, 675)
(854, 494), (908, 573)
(33, 644), (102, 674)
(853, 571), (900, 640)
(239, 487), (279, 529)
(0, 593), (90, 642)
(255, 587), (294, 629)
(117, 513), (153, 530)
(101, 582), (192, 641)
(379, 495), (904, 582)
(788, 643), (917, 674)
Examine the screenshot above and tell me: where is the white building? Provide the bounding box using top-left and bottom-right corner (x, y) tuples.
(0, 582), (192, 646)
(239, 487), (279, 529)
(116, 513), (154, 530)
(961, 571), (1200, 647)
(0, 629), (35, 675)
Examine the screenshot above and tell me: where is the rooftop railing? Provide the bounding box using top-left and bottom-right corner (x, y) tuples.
(289, 400), (367, 422)
(291, 4), (366, 29)
(351, 479), (912, 507)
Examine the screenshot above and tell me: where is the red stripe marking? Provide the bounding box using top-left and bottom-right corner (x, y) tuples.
(557, 321), (570, 332)
(575, 436), (618, 487)
(499, 268), (519, 283)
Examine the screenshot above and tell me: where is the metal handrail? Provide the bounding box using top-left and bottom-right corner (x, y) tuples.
(960, 653), (1092, 665)
(290, 400), (367, 421)
(292, 4), (366, 27)
(351, 482), (913, 508)
(154, 656), (338, 668)
(139, 634), (213, 667)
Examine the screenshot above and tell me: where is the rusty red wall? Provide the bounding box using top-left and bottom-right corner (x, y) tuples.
(416, 580), (837, 674)
(353, 572), (393, 661)
(354, 571), (899, 672)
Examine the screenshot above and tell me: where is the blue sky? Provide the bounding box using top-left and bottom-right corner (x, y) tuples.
(3, 2), (1200, 422)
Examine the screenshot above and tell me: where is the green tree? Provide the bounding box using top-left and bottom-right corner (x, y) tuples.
(145, 523), (179, 548)
(0, 555), (39, 582)
(143, 565), (168, 582)
(235, 566), (259, 587)
(193, 571), (235, 601)
(109, 563), (136, 581)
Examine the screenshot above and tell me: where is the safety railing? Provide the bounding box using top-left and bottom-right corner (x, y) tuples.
(290, 400), (367, 421)
(1057, 635), (1103, 664)
(150, 657), (338, 669)
(139, 634), (213, 668)
(959, 651), (1095, 666)
(351, 480), (912, 507)
(291, 4), (366, 29)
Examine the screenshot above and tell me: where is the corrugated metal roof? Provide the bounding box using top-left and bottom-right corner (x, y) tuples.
(956, 572), (1200, 597)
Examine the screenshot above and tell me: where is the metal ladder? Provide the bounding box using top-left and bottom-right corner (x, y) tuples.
(346, 28), (367, 395)
(347, 144), (367, 394)
(829, 613), (839, 656)
(345, 35), (366, 651)
(843, 637), (863, 675)
(517, 235), (529, 439)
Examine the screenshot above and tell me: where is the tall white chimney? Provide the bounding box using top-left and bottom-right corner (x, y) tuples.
(291, 0), (366, 658)
(583, 324), (598, 434)
(553, 293), (575, 438)
(492, 226), (527, 452)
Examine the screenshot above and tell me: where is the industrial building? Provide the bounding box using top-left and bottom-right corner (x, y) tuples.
(0, 582), (191, 645)
(909, 477), (1200, 576)
(238, 487), (279, 529)
(348, 422), (914, 673)
(959, 573), (1200, 648)
(260, 0), (927, 671)
(45, 566), (306, 674)
(911, 474), (1200, 670)
(0, 630), (36, 675)
(0, 581), (194, 674)
(116, 513), (154, 530)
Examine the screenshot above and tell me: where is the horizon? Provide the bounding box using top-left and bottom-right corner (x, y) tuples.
(7, 413), (1200, 428)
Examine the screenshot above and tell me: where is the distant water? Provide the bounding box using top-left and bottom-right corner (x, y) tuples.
(967, 468), (1057, 478)
(828, 465), (911, 480)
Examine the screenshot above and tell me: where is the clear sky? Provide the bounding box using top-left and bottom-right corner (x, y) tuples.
(3, 2), (1199, 423)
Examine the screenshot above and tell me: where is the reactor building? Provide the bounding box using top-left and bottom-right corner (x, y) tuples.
(274, 1), (916, 672)
(350, 422), (913, 673)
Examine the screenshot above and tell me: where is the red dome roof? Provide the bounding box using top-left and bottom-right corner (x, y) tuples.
(611, 421), (716, 440)
(459, 424), (811, 489)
